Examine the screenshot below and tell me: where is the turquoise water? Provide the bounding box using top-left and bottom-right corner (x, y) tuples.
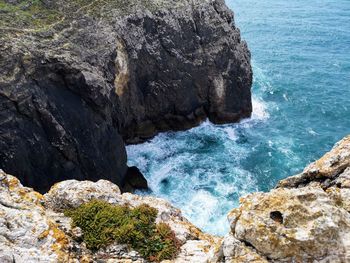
(127, 0), (350, 235)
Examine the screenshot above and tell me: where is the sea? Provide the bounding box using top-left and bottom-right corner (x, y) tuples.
(127, 0), (350, 235)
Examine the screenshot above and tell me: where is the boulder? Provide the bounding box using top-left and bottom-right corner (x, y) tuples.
(122, 166), (148, 193)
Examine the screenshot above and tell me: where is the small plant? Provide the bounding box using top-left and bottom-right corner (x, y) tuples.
(64, 200), (180, 262)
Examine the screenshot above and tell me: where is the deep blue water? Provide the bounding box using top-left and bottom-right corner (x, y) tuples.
(127, 0), (350, 235)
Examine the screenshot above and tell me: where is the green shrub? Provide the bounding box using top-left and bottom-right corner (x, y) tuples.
(64, 200), (180, 262)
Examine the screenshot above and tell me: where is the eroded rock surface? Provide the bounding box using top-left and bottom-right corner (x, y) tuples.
(227, 187), (350, 262)
(224, 135), (350, 262)
(115, 0), (252, 143)
(1, 135), (350, 262)
(278, 135), (350, 189)
(0, 0), (252, 192)
(0, 170), (69, 262)
(0, 169), (221, 262)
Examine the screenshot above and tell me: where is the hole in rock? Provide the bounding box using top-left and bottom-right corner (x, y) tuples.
(270, 211), (284, 224)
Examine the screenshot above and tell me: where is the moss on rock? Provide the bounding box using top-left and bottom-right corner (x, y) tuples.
(64, 199), (180, 262)
(0, 0), (199, 30)
(0, 0), (62, 29)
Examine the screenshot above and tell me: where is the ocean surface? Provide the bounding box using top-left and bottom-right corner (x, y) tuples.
(127, 0), (350, 235)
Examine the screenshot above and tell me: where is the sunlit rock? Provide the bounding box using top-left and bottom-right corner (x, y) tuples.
(220, 234), (268, 263)
(225, 134), (350, 262)
(0, 169), (220, 262)
(0, 170), (69, 262)
(278, 135), (350, 189)
(228, 186), (350, 261)
(1, 134), (350, 262)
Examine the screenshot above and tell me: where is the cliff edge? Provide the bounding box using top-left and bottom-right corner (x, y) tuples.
(0, 0), (252, 192)
(1, 135), (350, 262)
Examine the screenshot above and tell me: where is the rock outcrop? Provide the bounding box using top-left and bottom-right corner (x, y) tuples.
(1, 135), (350, 262)
(0, 0), (252, 192)
(0, 171), (68, 262)
(115, 0), (252, 143)
(223, 135), (350, 262)
(0, 169), (221, 263)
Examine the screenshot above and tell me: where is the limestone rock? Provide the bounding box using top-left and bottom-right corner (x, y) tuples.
(326, 186), (350, 212)
(220, 234), (268, 263)
(2, 134), (350, 262)
(228, 186), (350, 262)
(0, 170), (70, 262)
(44, 179), (122, 211)
(0, 170), (219, 262)
(173, 239), (219, 263)
(44, 178), (222, 256)
(223, 135), (350, 262)
(278, 135), (350, 189)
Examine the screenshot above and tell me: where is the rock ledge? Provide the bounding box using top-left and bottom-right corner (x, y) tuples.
(1, 135), (350, 262)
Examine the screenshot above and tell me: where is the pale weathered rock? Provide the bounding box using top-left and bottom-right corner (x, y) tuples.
(173, 240), (216, 263)
(0, 167), (222, 262)
(2, 134), (350, 262)
(221, 134), (350, 262)
(0, 170), (70, 262)
(228, 186), (350, 262)
(326, 186), (350, 212)
(278, 135), (350, 189)
(334, 167), (350, 188)
(220, 234), (268, 263)
(44, 178), (221, 262)
(44, 179), (122, 211)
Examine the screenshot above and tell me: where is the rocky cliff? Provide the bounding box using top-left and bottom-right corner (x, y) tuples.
(2, 2), (349, 262)
(1, 135), (350, 262)
(0, 0), (252, 193)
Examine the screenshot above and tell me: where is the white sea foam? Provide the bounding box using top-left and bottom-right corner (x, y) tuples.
(150, 163), (175, 186)
(127, 60), (274, 236)
(182, 190), (229, 235)
(251, 97), (270, 120)
(307, 128), (318, 136)
(224, 127), (238, 141)
(127, 0), (350, 237)
(127, 80), (272, 236)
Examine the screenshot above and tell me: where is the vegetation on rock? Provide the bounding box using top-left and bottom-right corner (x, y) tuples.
(64, 200), (180, 262)
(0, 0), (61, 29)
(0, 0), (195, 30)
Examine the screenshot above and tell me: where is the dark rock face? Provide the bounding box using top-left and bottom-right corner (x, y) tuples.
(116, 0), (252, 143)
(122, 166), (149, 193)
(0, 0), (252, 192)
(0, 46), (127, 193)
